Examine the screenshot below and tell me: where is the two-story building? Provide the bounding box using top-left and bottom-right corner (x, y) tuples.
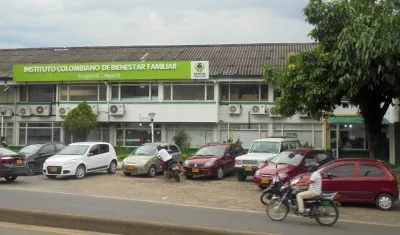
(0, 43), (398, 164)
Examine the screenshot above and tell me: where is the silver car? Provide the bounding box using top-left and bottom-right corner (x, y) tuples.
(121, 142), (182, 177)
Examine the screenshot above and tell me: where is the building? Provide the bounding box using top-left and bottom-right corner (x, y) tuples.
(0, 43), (398, 164)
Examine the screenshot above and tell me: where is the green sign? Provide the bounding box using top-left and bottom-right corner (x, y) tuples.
(12, 61), (209, 82)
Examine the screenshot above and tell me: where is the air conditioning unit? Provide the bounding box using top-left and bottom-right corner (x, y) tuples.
(90, 104), (98, 116)
(228, 104), (242, 115)
(19, 106), (32, 116)
(58, 105), (72, 117)
(298, 110), (309, 118)
(109, 104), (125, 116)
(34, 105), (51, 116)
(269, 105), (282, 117)
(251, 105), (268, 115)
(1, 106), (14, 117)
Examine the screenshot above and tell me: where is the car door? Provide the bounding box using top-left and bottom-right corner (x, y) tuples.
(352, 163), (386, 202)
(226, 144), (241, 171)
(87, 144), (100, 171)
(168, 145), (181, 162)
(36, 144), (56, 169)
(320, 163), (356, 201)
(98, 144), (111, 168)
(221, 145), (235, 170)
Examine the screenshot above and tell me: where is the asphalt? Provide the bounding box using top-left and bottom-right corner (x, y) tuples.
(0, 228), (55, 235)
(0, 188), (398, 235)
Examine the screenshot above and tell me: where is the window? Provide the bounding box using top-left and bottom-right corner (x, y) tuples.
(280, 142), (289, 151)
(233, 145), (243, 155)
(20, 85), (56, 102)
(230, 83), (259, 101)
(270, 151), (304, 166)
(86, 123), (110, 143)
(56, 144), (65, 152)
(172, 85), (205, 100)
(0, 88), (14, 102)
(304, 154), (317, 164)
(164, 85), (171, 100)
(41, 144), (55, 154)
(288, 142), (297, 149)
(121, 85), (150, 101)
(1, 123), (14, 145)
(89, 145), (99, 155)
(220, 83), (229, 101)
(260, 84), (269, 101)
(273, 88), (281, 100)
(116, 123), (162, 146)
(169, 145), (179, 153)
(19, 123), (61, 145)
(150, 85), (158, 101)
(328, 164), (355, 177)
(59, 85), (106, 101)
(99, 144), (110, 154)
(248, 141), (280, 154)
(111, 86), (119, 100)
(206, 85), (214, 100)
(358, 164), (384, 177)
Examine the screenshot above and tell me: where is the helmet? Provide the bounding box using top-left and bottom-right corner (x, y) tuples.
(156, 145), (163, 151)
(305, 161), (319, 173)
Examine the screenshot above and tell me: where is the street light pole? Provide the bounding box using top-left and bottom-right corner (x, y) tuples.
(148, 112), (156, 143)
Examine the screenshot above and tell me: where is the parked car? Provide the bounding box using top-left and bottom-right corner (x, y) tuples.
(253, 149), (335, 189)
(122, 142), (182, 177)
(42, 142), (118, 179)
(235, 136), (302, 181)
(19, 142), (66, 176)
(0, 147), (29, 182)
(292, 158), (399, 211)
(183, 143), (246, 180)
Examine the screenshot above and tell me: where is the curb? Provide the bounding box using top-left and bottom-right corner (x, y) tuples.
(0, 207), (270, 235)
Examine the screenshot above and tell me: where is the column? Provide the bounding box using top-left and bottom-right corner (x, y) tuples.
(389, 124), (395, 165)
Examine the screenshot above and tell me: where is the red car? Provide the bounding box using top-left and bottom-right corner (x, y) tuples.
(183, 143), (245, 180)
(253, 149), (335, 189)
(293, 158), (399, 210)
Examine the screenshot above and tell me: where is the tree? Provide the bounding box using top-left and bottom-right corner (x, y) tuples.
(264, 0), (400, 158)
(62, 101), (98, 142)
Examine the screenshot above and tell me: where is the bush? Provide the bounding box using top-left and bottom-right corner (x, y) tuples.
(172, 130), (191, 151)
(62, 101), (97, 142)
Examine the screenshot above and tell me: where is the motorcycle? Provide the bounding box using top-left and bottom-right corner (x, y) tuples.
(158, 150), (182, 182)
(260, 163), (284, 205)
(266, 173), (340, 226)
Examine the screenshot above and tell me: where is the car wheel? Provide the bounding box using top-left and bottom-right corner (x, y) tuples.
(376, 193), (394, 211)
(27, 163), (36, 176)
(107, 160), (117, 174)
(75, 164), (86, 179)
(148, 165), (157, 177)
(46, 175), (57, 179)
(185, 174), (193, 179)
(4, 176), (17, 182)
(215, 167), (224, 180)
(123, 172), (131, 176)
(236, 172), (246, 181)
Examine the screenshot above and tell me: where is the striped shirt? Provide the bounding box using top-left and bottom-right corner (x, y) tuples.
(309, 172), (322, 195)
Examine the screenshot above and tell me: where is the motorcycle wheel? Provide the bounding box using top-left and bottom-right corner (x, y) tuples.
(266, 198), (289, 221)
(173, 170), (181, 182)
(314, 203), (339, 226)
(260, 192), (272, 205)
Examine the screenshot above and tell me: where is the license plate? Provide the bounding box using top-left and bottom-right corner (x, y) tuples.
(261, 178), (270, 184)
(16, 160), (22, 164)
(127, 165), (134, 170)
(245, 166), (252, 171)
(192, 168), (199, 173)
(322, 200), (330, 206)
(49, 167), (57, 172)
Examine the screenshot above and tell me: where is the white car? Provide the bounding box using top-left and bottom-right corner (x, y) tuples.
(42, 142), (118, 179)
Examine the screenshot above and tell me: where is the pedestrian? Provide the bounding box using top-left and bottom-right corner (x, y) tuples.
(1, 136), (8, 147)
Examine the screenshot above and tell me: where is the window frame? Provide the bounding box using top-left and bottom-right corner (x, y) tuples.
(220, 82), (269, 102)
(324, 163), (355, 178)
(357, 164), (385, 177)
(59, 84), (106, 102)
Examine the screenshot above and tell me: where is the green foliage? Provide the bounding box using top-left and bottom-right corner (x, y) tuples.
(264, 0), (400, 158)
(172, 130), (191, 151)
(301, 142), (314, 149)
(62, 101), (98, 142)
(116, 135), (123, 154)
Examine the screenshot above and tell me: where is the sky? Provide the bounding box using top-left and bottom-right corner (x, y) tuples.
(0, 0), (313, 49)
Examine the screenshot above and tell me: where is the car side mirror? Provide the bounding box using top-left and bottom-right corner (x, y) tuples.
(87, 152), (94, 157)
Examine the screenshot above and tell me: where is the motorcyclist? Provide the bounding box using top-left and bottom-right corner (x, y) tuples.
(294, 161), (321, 215)
(156, 145), (174, 181)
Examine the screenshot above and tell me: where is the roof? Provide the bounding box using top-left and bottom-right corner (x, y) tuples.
(334, 158), (385, 163)
(328, 116), (390, 124)
(70, 142), (110, 145)
(0, 43), (317, 78)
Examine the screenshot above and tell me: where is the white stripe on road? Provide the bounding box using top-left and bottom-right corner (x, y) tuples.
(1, 187), (399, 228)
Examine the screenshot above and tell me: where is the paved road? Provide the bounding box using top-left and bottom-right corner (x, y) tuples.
(0, 222), (113, 235)
(0, 188), (398, 235)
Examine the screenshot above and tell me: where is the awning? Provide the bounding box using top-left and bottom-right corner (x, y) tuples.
(327, 116), (390, 124)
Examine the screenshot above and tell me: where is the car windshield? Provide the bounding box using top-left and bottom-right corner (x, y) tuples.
(132, 145), (157, 156)
(195, 146), (226, 156)
(248, 141), (280, 154)
(270, 151), (304, 166)
(57, 145), (89, 155)
(19, 144), (43, 154)
(0, 147), (18, 156)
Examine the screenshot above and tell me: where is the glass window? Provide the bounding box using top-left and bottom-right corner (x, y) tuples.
(206, 85), (214, 100)
(270, 151), (304, 166)
(314, 131), (323, 149)
(280, 142), (289, 151)
(56, 144), (65, 151)
(53, 128), (60, 142)
(132, 145), (157, 156)
(283, 131), (312, 148)
(358, 164), (384, 177)
(58, 145), (89, 155)
(89, 145), (99, 155)
(260, 83), (269, 101)
(102, 128), (110, 142)
(164, 85), (171, 100)
(338, 124), (365, 149)
(99, 85), (107, 101)
(20, 85), (56, 102)
(19, 144), (42, 154)
(173, 85), (205, 100)
(59, 85), (68, 101)
(0, 89), (14, 102)
(121, 85), (150, 101)
(328, 164), (355, 177)
(19, 128), (26, 145)
(27, 128), (52, 144)
(230, 83), (259, 101)
(69, 86), (98, 101)
(41, 144), (55, 154)
(273, 88), (281, 101)
(169, 145), (179, 153)
(288, 142), (297, 149)
(248, 141), (280, 154)
(99, 144), (110, 154)
(111, 86), (119, 100)
(88, 129), (102, 142)
(220, 83), (229, 101)
(5, 128), (14, 145)
(195, 146), (226, 156)
(150, 85), (158, 101)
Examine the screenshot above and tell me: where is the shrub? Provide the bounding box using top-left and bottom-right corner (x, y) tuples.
(62, 101), (97, 142)
(173, 130), (191, 151)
